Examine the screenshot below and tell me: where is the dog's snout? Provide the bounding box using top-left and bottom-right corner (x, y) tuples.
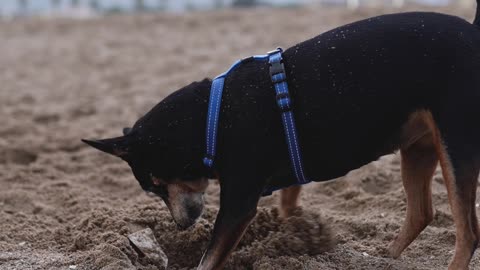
(175, 217), (197, 230)
(185, 200), (203, 221)
(163, 187), (205, 229)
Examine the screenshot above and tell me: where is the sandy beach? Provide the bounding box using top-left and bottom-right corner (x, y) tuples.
(0, 5), (479, 269)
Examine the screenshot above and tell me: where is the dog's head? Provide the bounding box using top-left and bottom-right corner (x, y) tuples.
(83, 79), (212, 229)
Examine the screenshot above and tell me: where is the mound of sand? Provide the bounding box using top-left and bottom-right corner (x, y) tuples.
(0, 4), (479, 270)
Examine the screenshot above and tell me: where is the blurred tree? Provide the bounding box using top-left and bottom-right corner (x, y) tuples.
(214, 0), (224, 8)
(51, 0), (61, 8)
(71, 0), (79, 7)
(232, 0), (257, 7)
(18, 0), (28, 14)
(135, 0), (146, 11)
(158, 0), (167, 10)
(90, 0), (99, 10)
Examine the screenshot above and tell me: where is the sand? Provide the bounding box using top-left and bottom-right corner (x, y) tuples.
(1, 4), (479, 270)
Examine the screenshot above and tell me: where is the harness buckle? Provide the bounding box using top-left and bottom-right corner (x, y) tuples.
(269, 60), (285, 77)
(267, 47), (283, 55)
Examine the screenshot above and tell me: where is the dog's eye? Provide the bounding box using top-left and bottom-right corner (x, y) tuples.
(149, 173), (163, 186)
(146, 184), (168, 197)
(152, 178), (161, 186)
(145, 191), (156, 198)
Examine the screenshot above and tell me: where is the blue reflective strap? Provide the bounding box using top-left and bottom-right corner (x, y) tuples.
(203, 55), (270, 169)
(204, 48), (309, 189)
(268, 49), (309, 184)
(203, 76), (225, 168)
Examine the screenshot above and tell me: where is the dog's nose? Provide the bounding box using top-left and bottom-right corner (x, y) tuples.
(175, 219), (196, 230)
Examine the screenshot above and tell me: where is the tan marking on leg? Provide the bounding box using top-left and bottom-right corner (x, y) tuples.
(471, 186), (480, 242)
(399, 110), (436, 150)
(279, 185), (302, 218)
(388, 139), (437, 258)
(434, 135), (478, 270)
(388, 110), (438, 258)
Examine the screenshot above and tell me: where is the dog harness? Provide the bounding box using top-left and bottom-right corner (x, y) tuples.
(203, 48), (309, 193)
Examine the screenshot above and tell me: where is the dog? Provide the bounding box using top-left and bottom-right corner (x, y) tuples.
(83, 4), (480, 269)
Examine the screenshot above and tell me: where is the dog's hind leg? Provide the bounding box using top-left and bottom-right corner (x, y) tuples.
(436, 139), (480, 270)
(279, 185), (302, 218)
(388, 128), (438, 258)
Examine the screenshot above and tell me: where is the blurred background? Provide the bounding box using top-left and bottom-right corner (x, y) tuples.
(0, 0), (474, 18)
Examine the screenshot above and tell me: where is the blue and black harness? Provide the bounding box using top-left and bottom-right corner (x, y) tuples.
(203, 48), (310, 195)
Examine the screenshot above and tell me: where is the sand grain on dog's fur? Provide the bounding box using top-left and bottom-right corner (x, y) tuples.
(1, 5), (479, 270)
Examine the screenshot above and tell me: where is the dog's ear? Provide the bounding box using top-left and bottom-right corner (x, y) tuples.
(122, 127), (132, 135)
(82, 136), (131, 158)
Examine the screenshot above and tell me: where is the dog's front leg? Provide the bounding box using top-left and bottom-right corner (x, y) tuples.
(197, 175), (264, 270)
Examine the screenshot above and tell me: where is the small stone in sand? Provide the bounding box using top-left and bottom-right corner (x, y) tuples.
(128, 228), (168, 269)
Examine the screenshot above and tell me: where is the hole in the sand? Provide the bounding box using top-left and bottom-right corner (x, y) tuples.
(0, 149), (38, 165)
(226, 208), (334, 268)
(70, 106), (97, 119)
(33, 113), (60, 124)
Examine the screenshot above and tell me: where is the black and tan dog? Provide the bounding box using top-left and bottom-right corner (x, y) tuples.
(84, 3), (480, 270)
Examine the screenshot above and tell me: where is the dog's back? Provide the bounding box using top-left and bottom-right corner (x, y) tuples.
(276, 12), (480, 180)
